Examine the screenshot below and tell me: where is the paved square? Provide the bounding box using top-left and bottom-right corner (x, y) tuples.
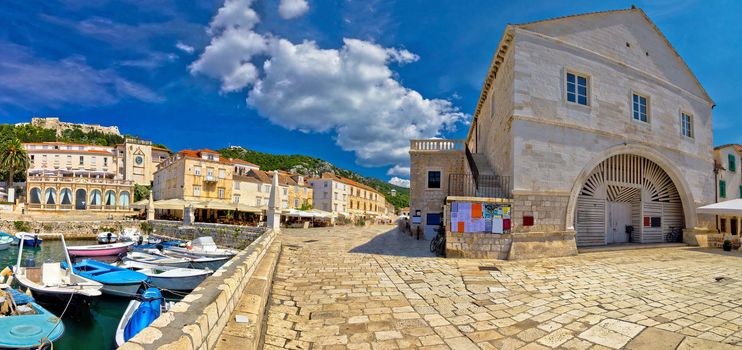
(264, 226), (742, 349)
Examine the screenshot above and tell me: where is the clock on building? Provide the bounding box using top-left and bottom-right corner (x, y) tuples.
(135, 155), (144, 165)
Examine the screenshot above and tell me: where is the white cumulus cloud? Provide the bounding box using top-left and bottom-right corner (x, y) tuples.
(388, 177), (410, 188)
(278, 0), (309, 19)
(386, 165), (410, 177)
(191, 0), (468, 170)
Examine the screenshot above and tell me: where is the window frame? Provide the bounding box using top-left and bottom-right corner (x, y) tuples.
(565, 70), (590, 107)
(720, 180), (727, 198)
(427, 170), (442, 189)
(631, 91), (650, 123)
(679, 111), (694, 139)
(728, 154), (736, 173)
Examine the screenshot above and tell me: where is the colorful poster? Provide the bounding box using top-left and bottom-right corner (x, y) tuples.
(451, 202), (459, 213)
(503, 206), (511, 219)
(471, 203), (483, 219)
(492, 218), (504, 234)
(457, 221), (465, 233)
(503, 218), (511, 231)
(458, 203), (471, 219)
(484, 204), (496, 218)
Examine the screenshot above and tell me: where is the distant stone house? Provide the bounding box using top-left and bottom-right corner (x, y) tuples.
(713, 144), (742, 234)
(409, 8), (716, 259)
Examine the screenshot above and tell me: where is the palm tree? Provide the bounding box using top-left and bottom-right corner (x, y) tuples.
(0, 138), (30, 191)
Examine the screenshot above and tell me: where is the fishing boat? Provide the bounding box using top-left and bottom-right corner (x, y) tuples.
(67, 241), (135, 258)
(0, 286), (65, 349)
(114, 287), (171, 347)
(62, 260), (147, 297)
(0, 235), (13, 250)
(119, 228), (142, 243)
(164, 236), (237, 258)
(123, 251), (192, 268)
(97, 231), (118, 244)
(119, 260), (211, 291)
(14, 232), (42, 247)
(13, 234), (103, 317)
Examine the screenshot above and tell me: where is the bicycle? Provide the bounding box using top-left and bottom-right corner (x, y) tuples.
(429, 223), (446, 256)
(665, 226), (683, 243)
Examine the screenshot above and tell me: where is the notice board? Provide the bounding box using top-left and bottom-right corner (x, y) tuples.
(450, 201), (511, 234)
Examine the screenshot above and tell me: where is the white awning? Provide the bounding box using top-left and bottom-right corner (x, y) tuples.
(697, 199), (742, 216)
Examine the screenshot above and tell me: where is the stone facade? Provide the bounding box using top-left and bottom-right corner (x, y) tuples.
(0, 219), (142, 239)
(409, 8), (716, 259)
(28, 117), (121, 136)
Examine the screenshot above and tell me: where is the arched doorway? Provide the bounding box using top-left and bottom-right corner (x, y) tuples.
(575, 154), (684, 246)
(75, 189), (87, 210)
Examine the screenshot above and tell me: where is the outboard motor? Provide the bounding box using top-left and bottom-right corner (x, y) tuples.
(107, 232), (113, 243)
(138, 236), (144, 246)
(155, 243), (164, 252)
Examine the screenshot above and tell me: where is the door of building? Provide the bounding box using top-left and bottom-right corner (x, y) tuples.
(608, 202), (631, 244)
(732, 218), (738, 235)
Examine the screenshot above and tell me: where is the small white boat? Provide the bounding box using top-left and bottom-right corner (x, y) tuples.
(165, 237), (238, 258)
(159, 249), (231, 271)
(119, 260), (211, 291)
(67, 241), (135, 258)
(123, 251), (191, 268)
(15, 232), (42, 247)
(97, 232), (118, 244)
(13, 234), (103, 317)
(0, 236), (13, 250)
(119, 228), (142, 243)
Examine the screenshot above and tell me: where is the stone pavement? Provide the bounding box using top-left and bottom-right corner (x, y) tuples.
(263, 225), (742, 349)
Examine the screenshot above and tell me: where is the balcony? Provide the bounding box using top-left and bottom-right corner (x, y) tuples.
(204, 175), (217, 183)
(26, 175), (133, 186)
(448, 174), (512, 199)
(410, 139), (466, 152)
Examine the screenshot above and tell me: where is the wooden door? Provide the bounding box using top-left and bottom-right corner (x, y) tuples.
(608, 202), (631, 244)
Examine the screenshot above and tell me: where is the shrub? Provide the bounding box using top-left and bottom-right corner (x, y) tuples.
(13, 221), (31, 232)
(140, 221), (154, 234)
(42, 224), (53, 232)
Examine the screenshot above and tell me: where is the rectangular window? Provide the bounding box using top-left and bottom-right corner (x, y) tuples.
(256, 198), (262, 206)
(729, 154), (736, 173)
(233, 195), (240, 204)
(720, 180), (727, 198)
(194, 167), (201, 176)
(79, 156), (84, 165)
(194, 186), (201, 197)
(219, 169), (225, 179)
(104, 158), (108, 166)
(218, 188), (225, 199)
(426, 213), (442, 226)
(427, 171), (441, 189)
(207, 168), (214, 177)
(739, 186), (742, 199)
(294, 199), (299, 207)
(632, 93), (648, 122)
(566, 72), (588, 105)
(680, 112), (693, 138)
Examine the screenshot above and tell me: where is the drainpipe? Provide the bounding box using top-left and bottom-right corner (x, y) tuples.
(713, 161), (723, 232)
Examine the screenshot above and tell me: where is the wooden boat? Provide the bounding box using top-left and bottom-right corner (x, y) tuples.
(114, 287), (171, 347)
(119, 260), (211, 291)
(0, 235), (13, 251)
(14, 232), (42, 247)
(164, 237), (237, 258)
(123, 251), (191, 268)
(67, 241), (135, 258)
(63, 260), (147, 297)
(0, 286), (65, 350)
(13, 234), (103, 318)
(97, 231), (118, 244)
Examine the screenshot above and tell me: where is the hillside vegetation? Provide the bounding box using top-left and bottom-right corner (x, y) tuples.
(219, 147), (409, 209)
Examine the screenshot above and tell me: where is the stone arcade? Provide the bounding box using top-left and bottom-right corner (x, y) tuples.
(409, 8), (716, 259)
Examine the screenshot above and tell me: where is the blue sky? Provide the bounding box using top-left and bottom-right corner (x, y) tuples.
(1, 0), (740, 186)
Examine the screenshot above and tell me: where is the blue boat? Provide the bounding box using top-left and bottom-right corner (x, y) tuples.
(62, 260), (148, 297)
(115, 288), (165, 347)
(14, 233), (42, 248)
(0, 287), (65, 349)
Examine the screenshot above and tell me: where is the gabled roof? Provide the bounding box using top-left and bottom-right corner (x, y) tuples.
(715, 144), (742, 153)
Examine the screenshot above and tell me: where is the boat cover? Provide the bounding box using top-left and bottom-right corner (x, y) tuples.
(0, 302), (64, 348)
(64, 260), (148, 285)
(124, 288), (162, 343)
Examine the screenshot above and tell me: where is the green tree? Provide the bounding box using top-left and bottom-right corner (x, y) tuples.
(0, 139), (30, 190)
(134, 184), (151, 202)
(299, 200), (312, 211)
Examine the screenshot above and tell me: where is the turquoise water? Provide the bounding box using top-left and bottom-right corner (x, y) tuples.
(1, 239), (132, 350)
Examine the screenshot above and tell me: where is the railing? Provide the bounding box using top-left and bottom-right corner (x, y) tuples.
(410, 139), (466, 151)
(448, 174), (512, 199)
(465, 146), (479, 181)
(26, 176), (133, 186)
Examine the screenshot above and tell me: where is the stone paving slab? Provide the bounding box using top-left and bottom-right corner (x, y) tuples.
(263, 226), (742, 349)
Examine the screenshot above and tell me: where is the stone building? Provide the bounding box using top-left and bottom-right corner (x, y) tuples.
(153, 149), (233, 203)
(233, 170), (312, 210)
(21, 117), (121, 136)
(308, 173), (390, 220)
(410, 8), (715, 259)
(713, 144), (742, 234)
(114, 139), (172, 186)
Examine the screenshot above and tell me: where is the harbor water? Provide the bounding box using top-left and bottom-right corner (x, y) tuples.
(1, 239), (143, 350)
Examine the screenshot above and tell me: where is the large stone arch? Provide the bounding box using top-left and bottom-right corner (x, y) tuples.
(565, 144), (696, 233)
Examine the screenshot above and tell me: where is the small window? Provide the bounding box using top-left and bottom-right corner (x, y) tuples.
(566, 72), (588, 105)
(219, 169), (225, 179)
(680, 112), (693, 138)
(739, 185), (742, 199)
(720, 180), (727, 198)
(194, 186), (201, 197)
(729, 154), (736, 173)
(218, 188), (225, 199)
(426, 213), (442, 226)
(79, 156), (84, 165)
(427, 171), (441, 189)
(632, 93), (649, 122)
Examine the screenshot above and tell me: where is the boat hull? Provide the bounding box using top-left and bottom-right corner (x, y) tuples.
(68, 246), (129, 257)
(26, 288), (95, 319)
(0, 241), (9, 251)
(0, 302), (64, 350)
(101, 282), (143, 297)
(148, 273), (208, 291)
(190, 258), (229, 271)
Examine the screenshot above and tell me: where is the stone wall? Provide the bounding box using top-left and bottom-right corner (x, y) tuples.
(446, 232), (512, 259)
(151, 220), (267, 249)
(119, 229), (279, 350)
(409, 149), (466, 229)
(508, 231), (578, 260)
(511, 193), (570, 233)
(0, 219), (142, 239)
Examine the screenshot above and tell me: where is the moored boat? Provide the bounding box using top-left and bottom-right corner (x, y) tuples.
(62, 259), (148, 297)
(97, 231), (118, 244)
(67, 241), (135, 258)
(0, 287), (65, 350)
(0, 235), (13, 251)
(13, 234), (103, 318)
(119, 228), (142, 244)
(119, 260), (211, 291)
(114, 287), (170, 347)
(123, 251), (192, 268)
(158, 249), (231, 271)
(164, 237), (237, 258)
(14, 232), (42, 248)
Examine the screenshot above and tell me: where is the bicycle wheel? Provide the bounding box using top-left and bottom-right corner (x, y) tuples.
(430, 237), (438, 252)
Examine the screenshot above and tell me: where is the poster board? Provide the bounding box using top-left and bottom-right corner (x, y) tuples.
(450, 201), (511, 234)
